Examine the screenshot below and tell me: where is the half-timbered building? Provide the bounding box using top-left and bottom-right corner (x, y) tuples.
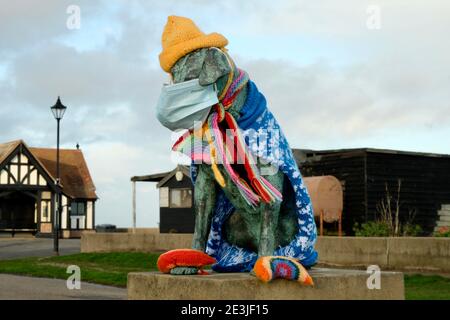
(0, 140), (98, 238)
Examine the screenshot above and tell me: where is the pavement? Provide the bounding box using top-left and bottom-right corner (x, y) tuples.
(0, 274), (127, 300)
(0, 238), (80, 260)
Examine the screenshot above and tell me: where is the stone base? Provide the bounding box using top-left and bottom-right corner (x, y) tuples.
(127, 268), (404, 300)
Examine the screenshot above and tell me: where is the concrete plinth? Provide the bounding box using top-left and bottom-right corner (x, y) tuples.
(127, 268), (404, 300)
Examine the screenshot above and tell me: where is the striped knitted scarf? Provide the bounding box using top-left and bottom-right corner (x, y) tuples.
(172, 69), (282, 207)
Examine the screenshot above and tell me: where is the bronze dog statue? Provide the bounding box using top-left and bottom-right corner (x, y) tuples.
(157, 16), (317, 275)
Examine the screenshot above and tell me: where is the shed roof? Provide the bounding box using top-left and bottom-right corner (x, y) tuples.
(293, 147), (450, 161)
(131, 165), (190, 186)
(131, 171), (172, 182)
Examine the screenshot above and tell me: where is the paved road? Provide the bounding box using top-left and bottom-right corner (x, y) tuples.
(0, 238), (80, 260)
(0, 274), (127, 300)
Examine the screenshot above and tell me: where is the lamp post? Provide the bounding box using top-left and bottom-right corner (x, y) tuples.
(50, 96), (67, 255)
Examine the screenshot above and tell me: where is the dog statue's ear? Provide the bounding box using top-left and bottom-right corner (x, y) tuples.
(199, 48), (232, 86)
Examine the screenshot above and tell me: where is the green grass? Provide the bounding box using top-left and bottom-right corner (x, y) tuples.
(0, 252), (161, 287)
(404, 274), (450, 300)
(0, 252), (449, 299)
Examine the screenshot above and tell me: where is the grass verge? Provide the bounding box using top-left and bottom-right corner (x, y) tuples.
(404, 274), (450, 300)
(0, 252), (160, 287)
(0, 252), (449, 299)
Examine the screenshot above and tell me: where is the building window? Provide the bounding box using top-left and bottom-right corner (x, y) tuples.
(39, 192), (52, 223)
(41, 201), (50, 219)
(40, 199), (51, 223)
(169, 188), (192, 208)
(159, 187), (169, 208)
(70, 201), (86, 215)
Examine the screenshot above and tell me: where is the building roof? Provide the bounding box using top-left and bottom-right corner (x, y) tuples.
(293, 147), (450, 161)
(156, 165), (190, 188)
(0, 140), (97, 200)
(30, 147), (98, 199)
(131, 170), (173, 182)
(131, 165), (190, 186)
(0, 140), (22, 165)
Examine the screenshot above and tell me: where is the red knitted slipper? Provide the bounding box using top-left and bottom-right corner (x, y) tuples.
(157, 249), (216, 274)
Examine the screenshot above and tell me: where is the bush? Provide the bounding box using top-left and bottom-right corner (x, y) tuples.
(354, 180), (424, 237)
(353, 221), (423, 237)
(402, 223), (423, 237)
(434, 226), (450, 237)
(353, 221), (390, 237)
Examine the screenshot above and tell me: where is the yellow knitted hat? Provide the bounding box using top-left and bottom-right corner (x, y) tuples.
(159, 16), (228, 73)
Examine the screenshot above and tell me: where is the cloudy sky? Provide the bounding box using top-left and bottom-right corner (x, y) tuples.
(1, 0), (449, 228)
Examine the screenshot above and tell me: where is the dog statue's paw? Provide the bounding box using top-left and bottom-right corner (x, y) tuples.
(253, 256), (314, 286)
(157, 249), (216, 275)
(170, 267), (199, 275)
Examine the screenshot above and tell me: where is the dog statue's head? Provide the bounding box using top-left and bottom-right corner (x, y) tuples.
(171, 48), (229, 86)
(159, 16), (248, 119)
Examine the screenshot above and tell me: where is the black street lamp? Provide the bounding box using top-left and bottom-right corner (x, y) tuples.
(50, 96), (67, 255)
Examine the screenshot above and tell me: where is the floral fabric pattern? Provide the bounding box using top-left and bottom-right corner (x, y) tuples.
(190, 80), (318, 272)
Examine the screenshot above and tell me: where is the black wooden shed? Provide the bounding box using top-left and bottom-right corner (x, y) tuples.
(133, 148), (450, 236)
(293, 148), (450, 235)
(131, 165), (194, 233)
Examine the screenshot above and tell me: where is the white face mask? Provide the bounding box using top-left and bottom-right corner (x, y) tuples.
(156, 78), (218, 131)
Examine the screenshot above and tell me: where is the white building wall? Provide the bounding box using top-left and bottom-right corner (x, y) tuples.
(19, 165), (27, 183)
(10, 165), (18, 181)
(20, 153), (28, 163)
(38, 174), (46, 186)
(0, 170), (7, 184)
(30, 170), (37, 184)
